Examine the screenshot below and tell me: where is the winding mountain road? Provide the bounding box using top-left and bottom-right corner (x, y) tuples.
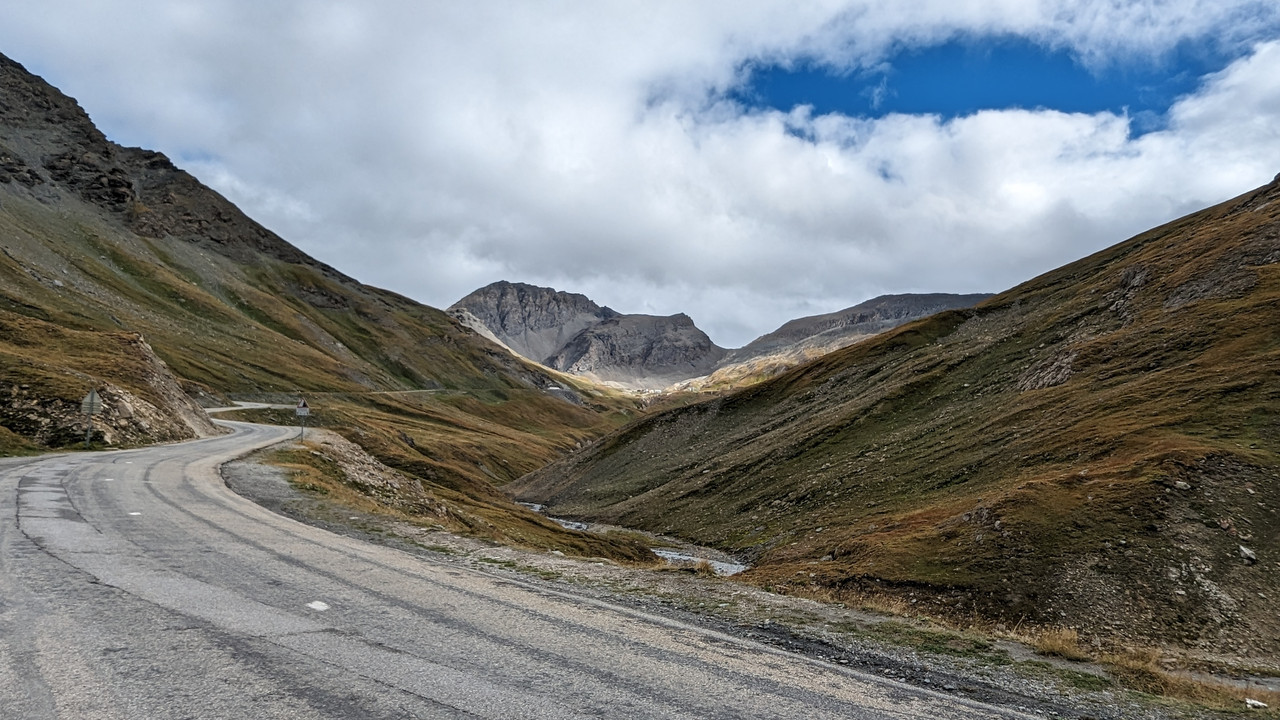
(1, 422), (1027, 719)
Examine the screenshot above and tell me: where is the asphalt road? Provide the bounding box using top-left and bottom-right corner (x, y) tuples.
(1, 422), (1031, 719)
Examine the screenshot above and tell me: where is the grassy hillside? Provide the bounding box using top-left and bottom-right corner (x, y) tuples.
(512, 175), (1280, 655)
(0, 51), (650, 560)
(0, 308), (218, 447)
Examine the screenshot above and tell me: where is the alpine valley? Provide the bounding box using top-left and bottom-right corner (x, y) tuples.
(3, 45), (1278, 681)
(512, 176), (1280, 656)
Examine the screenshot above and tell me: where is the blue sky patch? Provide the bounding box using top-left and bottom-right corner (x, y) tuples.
(735, 36), (1239, 135)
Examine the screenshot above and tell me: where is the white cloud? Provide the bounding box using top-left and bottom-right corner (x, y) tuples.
(2, 2), (1279, 346)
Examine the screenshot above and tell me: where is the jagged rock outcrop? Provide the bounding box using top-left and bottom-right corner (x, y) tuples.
(449, 281), (619, 364)
(451, 282), (731, 390)
(545, 314), (727, 390)
(0, 53), (331, 271)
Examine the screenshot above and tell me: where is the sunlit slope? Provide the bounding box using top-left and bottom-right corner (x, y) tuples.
(513, 176), (1280, 652)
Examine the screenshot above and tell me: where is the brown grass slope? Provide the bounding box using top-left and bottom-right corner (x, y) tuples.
(512, 175), (1280, 655)
(0, 310), (217, 447)
(0, 52), (649, 559)
(1, 50), (557, 398)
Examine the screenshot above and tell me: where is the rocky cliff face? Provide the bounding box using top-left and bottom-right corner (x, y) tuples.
(0, 53), (328, 271)
(449, 281), (619, 363)
(451, 282), (732, 390)
(546, 314), (727, 390)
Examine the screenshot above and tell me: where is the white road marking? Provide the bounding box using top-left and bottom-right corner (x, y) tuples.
(128, 512), (141, 516)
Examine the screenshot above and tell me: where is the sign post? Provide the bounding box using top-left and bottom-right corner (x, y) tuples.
(80, 388), (103, 449)
(295, 399), (310, 439)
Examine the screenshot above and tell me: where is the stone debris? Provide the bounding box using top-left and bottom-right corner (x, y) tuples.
(1, 333), (217, 448)
(1245, 698), (1268, 709)
(1239, 546), (1258, 564)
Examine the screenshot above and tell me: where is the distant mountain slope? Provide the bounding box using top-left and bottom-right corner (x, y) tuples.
(546, 313), (727, 390)
(512, 175), (1280, 654)
(675, 293), (991, 392)
(452, 281), (987, 391)
(451, 281), (728, 389)
(449, 281), (619, 363)
(0, 51), (649, 559)
(730, 293), (993, 362)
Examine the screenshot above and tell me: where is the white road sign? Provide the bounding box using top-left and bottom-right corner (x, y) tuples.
(81, 389), (103, 416)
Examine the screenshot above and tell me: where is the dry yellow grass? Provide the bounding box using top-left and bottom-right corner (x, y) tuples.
(847, 592), (913, 618)
(1033, 627), (1092, 662)
(1102, 646), (1280, 710)
(0, 425), (40, 456)
(260, 439), (655, 564)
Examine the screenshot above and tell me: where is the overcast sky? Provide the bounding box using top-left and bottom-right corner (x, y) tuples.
(4, 2), (1280, 347)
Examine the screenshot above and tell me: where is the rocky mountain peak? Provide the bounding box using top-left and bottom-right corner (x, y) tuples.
(451, 282), (734, 389)
(449, 281), (619, 363)
(451, 281), (993, 391)
(545, 313), (727, 390)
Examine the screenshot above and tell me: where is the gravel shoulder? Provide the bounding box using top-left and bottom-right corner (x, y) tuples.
(222, 431), (1277, 720)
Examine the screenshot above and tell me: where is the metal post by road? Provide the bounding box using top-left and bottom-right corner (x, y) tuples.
(295, 398), (310, 440)
(81, 388), (103, 449)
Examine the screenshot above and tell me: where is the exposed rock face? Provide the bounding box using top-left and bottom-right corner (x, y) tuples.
(0, 315), (218, 447)
(546, 314), (728, 390)
(0, 53), (339, 272)
(451, 282), (731, 390)
(449, 281), (619, 364)
(728, 293), (993, 364)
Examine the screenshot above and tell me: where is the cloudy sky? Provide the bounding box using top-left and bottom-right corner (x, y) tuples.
(4, 2), (1280, 347)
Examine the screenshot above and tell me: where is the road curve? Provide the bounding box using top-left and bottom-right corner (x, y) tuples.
(1, 422), (1028, 719)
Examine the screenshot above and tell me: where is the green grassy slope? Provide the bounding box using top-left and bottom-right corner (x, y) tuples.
(512, 176), (1280, 654)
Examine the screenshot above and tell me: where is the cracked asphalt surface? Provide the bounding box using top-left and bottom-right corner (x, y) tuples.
(1, 421), (1036, 718)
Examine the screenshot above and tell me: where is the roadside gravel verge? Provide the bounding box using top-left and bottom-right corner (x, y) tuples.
(223, 434), (1273, 720)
